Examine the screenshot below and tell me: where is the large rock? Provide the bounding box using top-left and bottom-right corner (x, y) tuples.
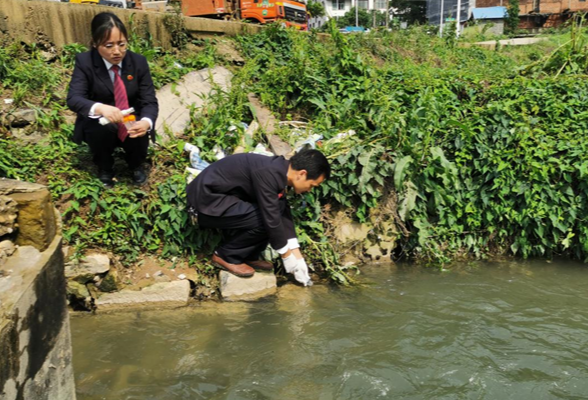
(155, 66), (233, 141)
(95, 280), (191, 312)
(65, 253), (111, 284)
(3, 108), (36, 127)
(334, 219), (372, 243)
(80, 253), (110, 275)
(219, 271), (277, 301)
(0, 180), (57, 251)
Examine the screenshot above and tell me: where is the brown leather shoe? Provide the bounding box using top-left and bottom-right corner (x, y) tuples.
(245, 260), (274, 271)
(212, 254), (255, 277)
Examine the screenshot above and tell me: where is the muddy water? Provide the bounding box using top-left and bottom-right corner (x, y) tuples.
(71, 260), (588, 399)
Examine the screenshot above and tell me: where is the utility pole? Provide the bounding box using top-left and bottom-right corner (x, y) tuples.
(356, 0), (359, 27)
(439, 0), (444, 37)
(455, 0), (461, 36)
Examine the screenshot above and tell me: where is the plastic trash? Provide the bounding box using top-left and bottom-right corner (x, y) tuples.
(294, 134), (323, 152)
(324, 130), (356, 146)
(227, 125), (238, 136)
(185, 167), (201, 184)
(184, 143), (210, 171)
(212, 145), (226, 160)
(99, 107), (135, 126)
(251, 143), (274, 157)
(4, 99), (13, 105)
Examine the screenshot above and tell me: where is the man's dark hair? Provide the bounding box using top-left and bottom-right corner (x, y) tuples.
(91, 12), (128, 47)
(290, 149), (331, 180)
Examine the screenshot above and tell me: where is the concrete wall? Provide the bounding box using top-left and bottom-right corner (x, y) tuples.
(0, 180), (75, 400)
(0, 0), (262, 49)
(478, 20), (505, 35)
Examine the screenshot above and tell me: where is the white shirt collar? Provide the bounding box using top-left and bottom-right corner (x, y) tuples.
(103, 58), (123, 71)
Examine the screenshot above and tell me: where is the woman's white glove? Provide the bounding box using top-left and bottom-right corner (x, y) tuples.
(282, 254), (298, 273)
(294, 258), (313, 287)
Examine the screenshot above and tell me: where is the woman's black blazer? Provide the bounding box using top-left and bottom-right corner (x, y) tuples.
(66, 48), (159, 144)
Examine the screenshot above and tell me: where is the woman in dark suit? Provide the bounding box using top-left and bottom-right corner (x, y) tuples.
(67, 12), (159, 187)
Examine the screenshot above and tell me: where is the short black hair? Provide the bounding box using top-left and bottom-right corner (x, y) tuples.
(290, 149), (331, 180)
(91, 12), (128, 47)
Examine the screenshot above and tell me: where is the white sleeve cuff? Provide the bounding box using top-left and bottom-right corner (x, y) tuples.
(288, 238), (300, 249)
(89, 103), (102, 118)
(276, 244), (289, 255)
(141, 117), (153, 131)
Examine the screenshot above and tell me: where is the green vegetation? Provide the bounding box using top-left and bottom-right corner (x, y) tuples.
(234, 22), (588, 265)
(505, 0), (521, 36)
(1, 20), (587, 288)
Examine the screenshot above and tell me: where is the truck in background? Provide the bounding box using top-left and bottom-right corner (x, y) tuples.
(176, 0), (308, 31)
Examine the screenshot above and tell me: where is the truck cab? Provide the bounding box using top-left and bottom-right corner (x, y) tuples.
(175, 0), (308, 31)
(241, 0), (307, 30)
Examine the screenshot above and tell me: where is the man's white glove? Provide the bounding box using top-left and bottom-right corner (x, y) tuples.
(293, 258), (313, 287)
(282, 254), (298, 274)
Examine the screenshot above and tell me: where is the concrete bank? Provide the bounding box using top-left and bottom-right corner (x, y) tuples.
(0, 180), (75, 400)
(0, 0), (262, 49)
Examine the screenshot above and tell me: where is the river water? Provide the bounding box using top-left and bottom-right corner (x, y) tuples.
(71, 260), (588, 399)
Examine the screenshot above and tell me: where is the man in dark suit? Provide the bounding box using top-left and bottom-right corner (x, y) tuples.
(187, 149), (330, 284)
(67, 12), (158, 187)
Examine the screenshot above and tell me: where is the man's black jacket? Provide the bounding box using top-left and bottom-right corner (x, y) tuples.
(186, 154), (293, 250)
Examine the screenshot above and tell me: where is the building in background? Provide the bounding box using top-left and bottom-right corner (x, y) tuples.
(427, 0), (471, 34)
(475, 0), (588, 31)
(308, 0), (389, 29)
(470, 6), (507, 34)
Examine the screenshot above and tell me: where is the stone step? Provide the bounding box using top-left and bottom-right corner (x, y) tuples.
(220, 270), (277, 301)
(95, 280), (191, 312)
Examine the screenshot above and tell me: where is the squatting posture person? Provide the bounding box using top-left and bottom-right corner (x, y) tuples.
(67, 12), (159, 187)
(186, 149), (330, 284)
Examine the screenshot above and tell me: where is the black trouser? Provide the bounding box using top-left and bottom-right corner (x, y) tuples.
(197, 201), (295, 264)
(84, 126), (149, 172)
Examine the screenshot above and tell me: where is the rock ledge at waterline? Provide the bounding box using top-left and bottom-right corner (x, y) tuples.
(95, 280), (191, 312)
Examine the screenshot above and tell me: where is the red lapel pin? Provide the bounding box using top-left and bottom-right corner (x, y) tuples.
(127, 75), (134, 81)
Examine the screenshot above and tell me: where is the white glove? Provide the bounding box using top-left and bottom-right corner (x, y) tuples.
(282, 254), (298, 274)
(293, 258), (313, 287)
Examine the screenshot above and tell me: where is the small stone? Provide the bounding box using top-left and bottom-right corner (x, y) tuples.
(67, 281), (90, 300)
(97, 269), (119, 293)
(0, 240), (15, 256)
(153, 270), (163, 277)
(145, 273), (150, 278)
(177, 274), (186, 280)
